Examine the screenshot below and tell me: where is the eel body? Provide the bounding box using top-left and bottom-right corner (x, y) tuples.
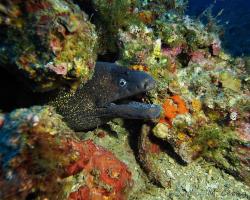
(46, 62), (161, 130)
(0, 62), (161, 130)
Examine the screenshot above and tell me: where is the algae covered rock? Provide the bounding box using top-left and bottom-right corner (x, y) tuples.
(0, 106), (73, 199)
(92, 0), (137, 53)
(0, 0), (249, 199)
(0, 0), (97, 91)
(107, 0), (250, 186)
(0, 106), (132, 199)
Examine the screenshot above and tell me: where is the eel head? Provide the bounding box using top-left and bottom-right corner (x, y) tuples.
(88, 62), (161, 120)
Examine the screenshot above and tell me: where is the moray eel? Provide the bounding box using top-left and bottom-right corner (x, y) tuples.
(46, 62), (161, 131)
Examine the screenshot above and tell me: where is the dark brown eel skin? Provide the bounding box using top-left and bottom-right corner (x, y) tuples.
(46, 62), (161, 130)
(0, 62), (161, 131)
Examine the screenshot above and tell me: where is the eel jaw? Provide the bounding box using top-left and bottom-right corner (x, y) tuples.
(103, 70), (162, 120)
(102, 75), (161, 120)
(105, 101), (162, 120)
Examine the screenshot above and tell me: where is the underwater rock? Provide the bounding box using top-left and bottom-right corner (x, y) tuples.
(116, 6), (250, 184)
(91, 0), (137, 55)
(0, 106), (132, 199)
(138, 124), (172, 188)
(75, 0), (141, 56)
(144, 119), (250, 185)
(75, 0), (187, 59)
(0, 0), (249, 198)
(81, 120), (250, 199)
(67, 140), (132, 200)
(0, 106), (73, 199)
(0, 0), (97, 92)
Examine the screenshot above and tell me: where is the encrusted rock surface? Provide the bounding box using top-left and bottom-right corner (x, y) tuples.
(0, 106), (132, 199)
(0, 0), (97, 91)
(0, 0), (249, 199)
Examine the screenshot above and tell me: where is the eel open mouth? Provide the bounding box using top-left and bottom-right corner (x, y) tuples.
(105, 94), (162, 120)
(107, 101), (161, 119)
(93, 62), (162, 120)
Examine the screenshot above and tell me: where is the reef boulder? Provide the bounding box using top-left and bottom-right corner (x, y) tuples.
(0, 106), (132, 199)
(0, 0), (97, 92)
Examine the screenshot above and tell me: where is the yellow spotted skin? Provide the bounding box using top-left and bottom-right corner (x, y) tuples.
(43, 62), (158, 131)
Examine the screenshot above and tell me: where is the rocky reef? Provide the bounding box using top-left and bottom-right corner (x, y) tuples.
(0, 106), (132, 199)
(0, 0), (249, 199)
(0, 0), (97, 91)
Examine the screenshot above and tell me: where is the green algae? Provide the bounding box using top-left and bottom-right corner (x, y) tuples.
(220, 72), (242, 92)
(191, 124), (240, 170)
(91, 0), (140, 54)
(192, 124), (234, 153)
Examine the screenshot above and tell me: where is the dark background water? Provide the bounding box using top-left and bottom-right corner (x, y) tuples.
(186, 0), (250, 56)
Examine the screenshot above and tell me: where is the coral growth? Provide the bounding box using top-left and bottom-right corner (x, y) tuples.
(0, 106), (132, 199)
(0, 106), (73, 199)
(0, 0), (250, 199)
(113, 0), (250, 185)
(0, 0), (97, 91)
(159, 95), (188, 126)
(67, 140), (132, 200)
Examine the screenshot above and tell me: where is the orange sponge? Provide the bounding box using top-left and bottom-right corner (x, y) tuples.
(160, 95), (188, 126)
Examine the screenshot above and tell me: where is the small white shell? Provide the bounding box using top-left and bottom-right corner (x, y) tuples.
(230, 112), (237, 121)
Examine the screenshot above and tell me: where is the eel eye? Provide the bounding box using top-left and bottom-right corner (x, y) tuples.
(119, 78), (127, 87)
